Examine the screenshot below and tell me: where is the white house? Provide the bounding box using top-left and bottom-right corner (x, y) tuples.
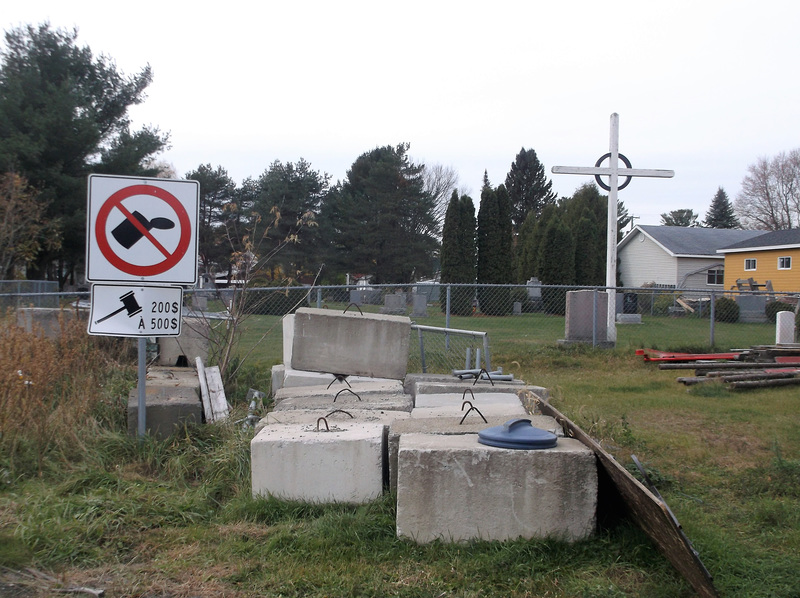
(617, 225), (763, 290)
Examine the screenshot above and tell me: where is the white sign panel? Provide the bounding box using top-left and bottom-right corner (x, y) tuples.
(88, 284), (184, 337)
(86, 174), (199, 284)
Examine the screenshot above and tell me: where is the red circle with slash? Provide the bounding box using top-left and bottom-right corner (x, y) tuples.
(95, 185), (192, 277)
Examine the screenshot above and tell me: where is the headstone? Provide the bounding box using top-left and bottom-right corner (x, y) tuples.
(526, 278), (542, 300)
(411, 293), (428, 317)
(735, 295), (768, 323)
(381, 291), (407, 315)
(561, 290), (611, 346)
(513, 301), (522, 315)
(191, 293), (208, 311)
(776, 310), (796, 344)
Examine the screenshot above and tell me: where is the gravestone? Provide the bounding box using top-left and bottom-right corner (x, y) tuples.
(526, 277), (542, 301)
(735, 295), (767, 323)
(411, 293), (428, 317)
(381, 291), (407, 315)
(560, 290), (612, 347)
(513, 301), (522, 315)
(191, 293), (208, 311)
(776, 310), (796, 344)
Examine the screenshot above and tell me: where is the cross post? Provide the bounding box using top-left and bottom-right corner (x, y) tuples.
(551, 113), (674, 344)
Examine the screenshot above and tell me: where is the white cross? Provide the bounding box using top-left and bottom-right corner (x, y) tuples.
(551, 113), (674, 344)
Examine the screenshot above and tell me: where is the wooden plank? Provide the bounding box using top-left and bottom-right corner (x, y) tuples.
(537, 400), (719, 598)
(195, 356), (213, 423)
(204, 365), (230, 422)
(675, 297), (695, 313)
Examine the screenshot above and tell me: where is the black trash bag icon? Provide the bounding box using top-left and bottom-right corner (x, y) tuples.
(112, 211), (175, 249)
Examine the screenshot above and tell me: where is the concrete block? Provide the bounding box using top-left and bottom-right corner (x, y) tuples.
(127, 384), (201, 440)
(387, 415), (562, 493)
(17, 307), (87, 338)
(270, 364), (285, 397)
(272, 365), (399, 395)
(255, 408), (411, 434)
(251, 422), (386, 503)
(157, 317), (210, 366)
(411, 391), (527, 419)
(282, 314), (295, 366)
(396, 434), (597, 543)
(291, 307), (411, 379)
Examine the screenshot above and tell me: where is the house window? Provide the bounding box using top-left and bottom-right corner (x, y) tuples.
(744, 258), (757, 271)
(707, 269), (724, 285)
(778, 256), (792, 270)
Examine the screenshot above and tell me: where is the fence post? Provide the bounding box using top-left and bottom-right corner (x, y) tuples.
(709, 290), (716, 347)
(445, 285), (451, 350)
(592, 289), (598, 347)
(316, 287), (322, 308)
(417, 326), (427, 373)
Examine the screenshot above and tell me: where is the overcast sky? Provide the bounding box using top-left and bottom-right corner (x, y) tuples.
(5, 1), (800, 228)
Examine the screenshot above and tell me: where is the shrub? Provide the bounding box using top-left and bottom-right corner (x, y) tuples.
(652, 293), (678, 316)
(766, 301), (794, 323)
(714, 296), (740, 323)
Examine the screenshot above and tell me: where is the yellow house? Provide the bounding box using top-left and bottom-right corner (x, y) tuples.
(717, 229), (800, 292)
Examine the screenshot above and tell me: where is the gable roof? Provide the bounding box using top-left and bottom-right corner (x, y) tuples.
(618, 225), (763, 258)
(716, 228), (800, 253)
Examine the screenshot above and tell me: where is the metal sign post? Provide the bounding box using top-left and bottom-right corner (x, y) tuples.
(86, 174), (199, 438)
(552, 113), (674, 343)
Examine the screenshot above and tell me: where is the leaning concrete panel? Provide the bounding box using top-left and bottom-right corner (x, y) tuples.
(396, 434), (596, 543)
(291, 308), (411, 379)
(251, 422), (385, 503)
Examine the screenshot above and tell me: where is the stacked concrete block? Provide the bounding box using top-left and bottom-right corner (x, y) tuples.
(396, 433), (597, 543)
(290, 308), (411, 379)
(251, 422), (386, 503)
(387, 414), (562, 493)
(157, 316), (210, 366)
(273, 381), (413, 413)
(410, 392), (527, 420)
(127, 367), (202, 439)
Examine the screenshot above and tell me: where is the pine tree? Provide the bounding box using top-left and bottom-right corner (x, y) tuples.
(537, 215), (575, 315)
(440, 191), (476, 315)
(505, 147), (557, 232)
(476, 184), (513, 315)
(703, 187), (740, 228)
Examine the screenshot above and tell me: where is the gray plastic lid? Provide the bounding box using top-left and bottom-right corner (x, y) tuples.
(478, 418), (558, 450)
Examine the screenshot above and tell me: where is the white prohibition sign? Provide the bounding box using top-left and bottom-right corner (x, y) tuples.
(86, 174), (200, 284)
(88, 284), (184, 337)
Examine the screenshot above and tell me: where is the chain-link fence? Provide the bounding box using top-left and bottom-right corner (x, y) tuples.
(3, 281), (798, 375)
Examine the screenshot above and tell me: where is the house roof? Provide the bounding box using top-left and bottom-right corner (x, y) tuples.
(618, 225), (763, 258)
(716, 228), (800, 253)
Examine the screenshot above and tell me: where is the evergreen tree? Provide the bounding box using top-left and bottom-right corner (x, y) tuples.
(318, 143), (438, 284)
(476, 184), (513, 315)
(505, 147), (557, 232)
(703, 187), (740, 228)
(537, 215), (575, 315)
(0, 23), (168, 285)
(660, 209), (699, 227)
(440, 191), (476, 315)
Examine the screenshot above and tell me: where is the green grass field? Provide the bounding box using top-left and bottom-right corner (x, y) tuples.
(0, 312), (798, 597)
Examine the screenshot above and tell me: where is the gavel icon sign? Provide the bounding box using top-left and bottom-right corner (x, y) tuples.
(94, 291), (143, 324)
(112, 211), (175, 249)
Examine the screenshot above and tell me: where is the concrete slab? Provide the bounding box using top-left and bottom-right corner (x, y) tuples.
(254, 408), (411, 434)
(387, 415), (562, 492)
(396, 434), (597, 543)
(290, 307), (411, 379)
(251, 422), (386, 503)
(274, 380), (410, 406)
(272, 365), (399, 396)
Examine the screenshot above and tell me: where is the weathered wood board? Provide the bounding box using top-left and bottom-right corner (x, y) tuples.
(537, 400), (718, 598)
